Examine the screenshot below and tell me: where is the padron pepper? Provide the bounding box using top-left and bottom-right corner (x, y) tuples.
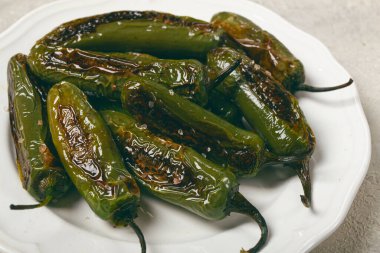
(8, 54), (71, 209)
(118, 75), (288, 177)
(211, 12), (352, 93)
(207, 47), (315, 207)
(37, 11), (226, 61)
(47, 82), (145, 252)
(27, 44), (208, 105)
(101, 109), (268, 253)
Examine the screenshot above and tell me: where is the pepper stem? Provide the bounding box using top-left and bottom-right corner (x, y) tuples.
(297, 78), (353, 92)
(263, 151), (312, 208)
(208, 58), (242, 91)
(229, 192), (268, 253)
(129, 221), (146, 253)
(291, 160), (312, 208)
(10, 195), (53, 210)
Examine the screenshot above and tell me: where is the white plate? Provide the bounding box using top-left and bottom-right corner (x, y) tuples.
(0, 0), (371, 252)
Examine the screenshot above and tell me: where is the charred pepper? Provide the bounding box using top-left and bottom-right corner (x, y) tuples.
(118, 75), (286, 177)
(102, 109), (268, 253)
(211, 12), (352, 93)
(37, 11), (226, 61)
(207, 47), (314, 207)
(8, 54), (71, 209)
(28, 44), (208, 105)
(47, 82), (145, 252)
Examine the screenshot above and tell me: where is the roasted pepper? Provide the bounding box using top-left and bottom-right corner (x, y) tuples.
(8, 54), (71, 209)
(37, 11), (225, 61)
(101, 109), (268, 253)
(207, 47), (315, 207)
(47, 82), (145, 252)
(107, 51), (208, 104)
(28, 44), (208, 105)
(211, 12), (352, 93)
(118, 75), (285, 177)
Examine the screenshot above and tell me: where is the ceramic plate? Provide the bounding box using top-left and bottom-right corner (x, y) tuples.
(0, 0), (371, 252)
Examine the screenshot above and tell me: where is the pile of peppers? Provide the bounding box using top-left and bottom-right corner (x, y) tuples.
(7, 10), (352, 253)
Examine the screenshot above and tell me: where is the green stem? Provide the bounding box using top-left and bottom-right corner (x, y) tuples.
(10, 195), (53, 210)
(208, 58), (242, 91)
(263, 149), (305, 165)
(297, 78), (353, 92)
(263, 151), (312, 208)
(229, 192), (268, 253)
(291, 160), (312, 208)
(129, 221), (146, 253)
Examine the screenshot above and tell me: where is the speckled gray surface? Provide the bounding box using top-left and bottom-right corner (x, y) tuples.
(1, 0), (379, 252)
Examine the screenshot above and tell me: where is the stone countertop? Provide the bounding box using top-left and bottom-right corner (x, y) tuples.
(1, 0), (379, 252)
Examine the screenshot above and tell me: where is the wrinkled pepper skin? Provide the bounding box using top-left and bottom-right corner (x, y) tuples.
(107, 51), (208, 105)
(211, 12), (305, 92)
(47, 82), (140, 226)
(207, 47), (315, 157)
(102, 109), (268, 252)
(8, 54), (71, 205)
(101, 109), (238, 220)
(37, 11), (225, 61)
(207, 47), (315, 207)
(120, 76), (268, 177)
(28, 44), (208, 105)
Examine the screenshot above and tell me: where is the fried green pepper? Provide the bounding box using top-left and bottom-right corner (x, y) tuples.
(37, 11), (225, 61)
(8, 54), (71, 209)
(118, 75), (283, 177)
(207, 47), (315, 207)
(47, 82), (145, 252)
(211, 12), (352, 93)
(27, 44), (208, 105)
(101, 109), (268, 253)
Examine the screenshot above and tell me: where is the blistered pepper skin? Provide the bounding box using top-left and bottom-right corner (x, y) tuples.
(211, 12), (305, 92)
(102, 110), (268, 252)
(207, 47), (315, 207)
(101, 110), (238, 220)
(119, 76), (268, 177)
(207, 47), (315, 156)
(37, 11), (225, 61)
(27, 44), (208, 105)
(47, 82), (140, 225)
(106, 51), (209, 105)
(8, 54), (70, 204)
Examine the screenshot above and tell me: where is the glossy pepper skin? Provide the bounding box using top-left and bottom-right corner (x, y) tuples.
(109, 51), (243, 125)
(28, 44), (208, 105)
(108, 51), (208, 104)
(101, 109), (238, 220)
(8, 54), (71, 208)
(211, 12), (305, 92)
(207, 47), (315, 207)
(37, 11), (225, 61)
(208, 47), (315, 156)
(101, 109), (268, 252)
(47, 82), (145, 251)
(119, 75), (270, 177)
